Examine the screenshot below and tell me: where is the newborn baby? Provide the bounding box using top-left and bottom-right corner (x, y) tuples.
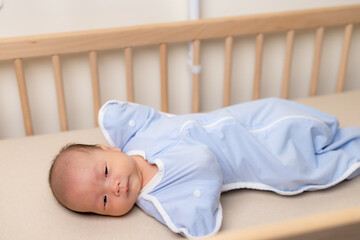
(49, 143), (158, 216)
(49, 98), (360, 238)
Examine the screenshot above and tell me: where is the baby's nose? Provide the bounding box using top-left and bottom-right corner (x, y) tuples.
(113, 179), (120, 196)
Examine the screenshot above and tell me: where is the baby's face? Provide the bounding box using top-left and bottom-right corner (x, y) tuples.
(63, 146), (142, 216)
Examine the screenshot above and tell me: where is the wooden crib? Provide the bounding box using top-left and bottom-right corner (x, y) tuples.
(0, 4), (359, 239)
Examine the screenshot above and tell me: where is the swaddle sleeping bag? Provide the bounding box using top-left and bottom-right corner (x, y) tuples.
(98, 98), (360, 238)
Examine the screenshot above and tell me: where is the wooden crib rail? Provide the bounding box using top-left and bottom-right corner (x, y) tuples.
(1, 5), (359, 60)
(207, 206), (360, 240)
(1, 4), (360, 136)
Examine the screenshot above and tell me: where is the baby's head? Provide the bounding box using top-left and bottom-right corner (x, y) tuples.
(49, 143), (143, 216)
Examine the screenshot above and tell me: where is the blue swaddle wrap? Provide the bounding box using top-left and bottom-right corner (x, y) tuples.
(98, 98), (360, 238)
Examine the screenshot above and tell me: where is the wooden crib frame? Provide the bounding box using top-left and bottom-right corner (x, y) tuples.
(1, 5), (360, 239)
(208, 206), (360, 240)
(1, 4), (359, 138)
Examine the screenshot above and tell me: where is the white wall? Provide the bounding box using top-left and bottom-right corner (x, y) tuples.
(0, 0), (360, 139)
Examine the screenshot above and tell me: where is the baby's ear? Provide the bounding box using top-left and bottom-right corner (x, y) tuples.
(98, 144), (122, 152)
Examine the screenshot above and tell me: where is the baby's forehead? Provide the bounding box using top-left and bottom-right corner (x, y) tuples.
(58, 150), (92, 168)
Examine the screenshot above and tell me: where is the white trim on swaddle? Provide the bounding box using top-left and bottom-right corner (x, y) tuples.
(138, 158), (223, 239)
(247, 115), (333, 135)
(221, 161), (360, 195)
(99, 100), (175, 147)
(98, 100), (117, 147)
(141, 193), (223, 239)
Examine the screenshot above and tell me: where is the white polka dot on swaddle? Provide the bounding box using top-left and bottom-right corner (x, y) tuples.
(193, 189), (201, 198)
(128, 120), (135, 127)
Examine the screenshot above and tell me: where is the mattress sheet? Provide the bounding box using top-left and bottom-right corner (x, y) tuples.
(0, 90), (359, 239)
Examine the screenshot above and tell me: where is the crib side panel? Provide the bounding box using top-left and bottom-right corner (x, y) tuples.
(0, 5), (360, 138)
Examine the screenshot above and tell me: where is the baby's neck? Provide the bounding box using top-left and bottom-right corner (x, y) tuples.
(132, 155), (158, 189)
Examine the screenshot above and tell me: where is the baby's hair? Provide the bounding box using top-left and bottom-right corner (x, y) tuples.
(48, 143), (99, 205)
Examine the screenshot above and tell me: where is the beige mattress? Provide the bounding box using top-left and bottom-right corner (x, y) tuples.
(1, 90), (360, 239)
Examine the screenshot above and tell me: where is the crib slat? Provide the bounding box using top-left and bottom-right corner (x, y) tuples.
(192, 40), (201, 113)
(13, 58), (33, 136)
(253, 33), (264, 100)
(89, 51), (101, 126)
(309, 27), (325, 97)
(159, 43), (169, 112)
(51, 55), (68, 131)
(336, 24), (353, 93)
(281, 30), (295, 99)
(125, 47), (135, 102)
(223, 36), (233, 107)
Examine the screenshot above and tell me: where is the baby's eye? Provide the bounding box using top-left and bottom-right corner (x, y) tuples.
(104, 195), (107, 207)
(105, 166), (108, 177)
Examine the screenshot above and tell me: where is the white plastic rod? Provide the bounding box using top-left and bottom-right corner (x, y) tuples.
(188, 0), (201, 111)
(188, 0), (200, 20)
(188, 0), (200, 69)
